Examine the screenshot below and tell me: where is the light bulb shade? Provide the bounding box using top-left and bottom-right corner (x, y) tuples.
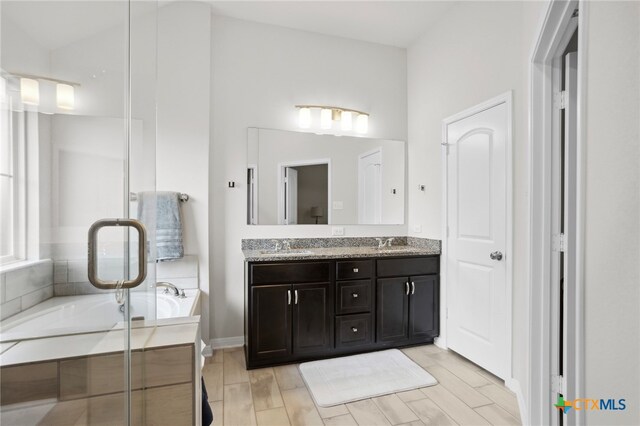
(340, 110), (353, 131)
(20, 78), (39, 106)
(356, 114), (369, 134)
(320, 108), (332, 129)
(56, 83), (74, 110)
(298, 107), (311, 128)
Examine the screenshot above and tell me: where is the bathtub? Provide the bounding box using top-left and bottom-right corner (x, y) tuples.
(0, 289), (200, 343)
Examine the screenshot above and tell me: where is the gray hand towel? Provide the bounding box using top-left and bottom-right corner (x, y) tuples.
(137, 191), (184, 262)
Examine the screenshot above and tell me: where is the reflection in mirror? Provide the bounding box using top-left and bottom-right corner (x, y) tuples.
(247, 128), (405, 225)
(1, 0), (158, 318)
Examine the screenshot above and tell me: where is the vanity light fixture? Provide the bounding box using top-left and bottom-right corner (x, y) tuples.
(20, 78), (40, 106)
(13, 72), (80, 110)
(295, 105), (369, 134)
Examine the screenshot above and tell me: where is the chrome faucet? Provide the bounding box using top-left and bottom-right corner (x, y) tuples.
(156, 281), (186, 298)
(282, 240), (292, 251)
(272, 240), (282, 252)
(375, 237), (394, 249)
(272, 240), (291, 251)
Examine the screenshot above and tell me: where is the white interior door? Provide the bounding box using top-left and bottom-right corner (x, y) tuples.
(358, 149), (382, 224)
(284, 167), (298, 224)
(446, 101), (509, 378)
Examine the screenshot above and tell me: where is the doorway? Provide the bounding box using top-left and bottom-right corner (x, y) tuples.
(529, 2), (585, 425)
(442, 92), (513, 380)
(278, 160), (330, 225)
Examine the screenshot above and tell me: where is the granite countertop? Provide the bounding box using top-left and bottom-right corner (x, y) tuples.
(243, 245), (440, 262)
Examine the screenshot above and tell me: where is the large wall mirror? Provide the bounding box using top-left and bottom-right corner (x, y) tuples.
(247, 128), (406, 225)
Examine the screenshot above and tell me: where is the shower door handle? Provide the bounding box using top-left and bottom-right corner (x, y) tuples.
(88, 218), (148, 290)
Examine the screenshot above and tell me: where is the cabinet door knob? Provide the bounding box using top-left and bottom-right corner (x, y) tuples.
(352, 292), (359, 298)
(353, 268), (359, 273)
(351, 327), (358, 333)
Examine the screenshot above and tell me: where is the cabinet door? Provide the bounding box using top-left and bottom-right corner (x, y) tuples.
(409, 275), (439, 340)
(377, 277), (409, 343)
(292, 282), (333, 355)
(250, 284), (292, 361)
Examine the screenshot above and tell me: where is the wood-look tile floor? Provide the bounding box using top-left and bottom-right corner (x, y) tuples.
(202, 345), (521, 426)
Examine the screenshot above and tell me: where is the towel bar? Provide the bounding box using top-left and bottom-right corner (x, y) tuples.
(129, 192), (189, 202)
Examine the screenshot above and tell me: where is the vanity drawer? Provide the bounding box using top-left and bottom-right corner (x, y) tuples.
(336, 314), (372, 348)
(250, 262), (331, 285)
(376, 257), (439, 278)
(336, 280), (373, 314)
(336, 260), (373, 280)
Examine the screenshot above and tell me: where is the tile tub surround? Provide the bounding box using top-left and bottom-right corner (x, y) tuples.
(241, 237), (441, 262)
(0, 260), (54, 321)
(0, 321), (200, 425)
(53, 255), (200, 296)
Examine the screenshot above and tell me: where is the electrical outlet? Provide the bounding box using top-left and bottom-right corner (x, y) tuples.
(332, 201), (344, 210)
(413, 225), (422, 233)
(332, 226), (345, 236)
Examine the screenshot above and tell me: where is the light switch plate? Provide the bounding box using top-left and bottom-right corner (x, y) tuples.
(332, 227), (345, 236)
(332, 201), (344, 210)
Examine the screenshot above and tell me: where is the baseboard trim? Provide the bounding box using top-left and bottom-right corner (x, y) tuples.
(210, 336), (245, 349)
(505, 377), (528, 425)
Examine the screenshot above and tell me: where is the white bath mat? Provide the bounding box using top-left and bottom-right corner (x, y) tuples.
(298, 349), (437, 407)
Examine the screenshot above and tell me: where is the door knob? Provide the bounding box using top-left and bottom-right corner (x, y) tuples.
(490, 251), (503, 261)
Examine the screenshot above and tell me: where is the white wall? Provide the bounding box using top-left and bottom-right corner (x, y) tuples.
(157, 1), (211, 341)
(210, 16), (407, 343)
(584, 2), (640, 424)
(406, 0), (547, 412)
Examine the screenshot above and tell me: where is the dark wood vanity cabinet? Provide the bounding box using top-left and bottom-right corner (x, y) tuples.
(377, 275), (439, 344)
(246, 255), (439, 368)
(292, 282), (333, 355)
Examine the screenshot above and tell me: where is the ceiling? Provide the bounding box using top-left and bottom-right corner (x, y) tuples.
(1, 1), (136, 51)
(208, 1), (458, 48)
(2, 1), (457, 52)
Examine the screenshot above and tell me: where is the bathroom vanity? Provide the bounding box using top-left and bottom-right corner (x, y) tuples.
(243, 242), (440, 369)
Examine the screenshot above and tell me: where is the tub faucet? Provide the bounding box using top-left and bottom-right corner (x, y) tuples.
(157, 281), (186, 298)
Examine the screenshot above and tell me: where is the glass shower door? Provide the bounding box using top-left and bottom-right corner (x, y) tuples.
(0, 1), (159, 424)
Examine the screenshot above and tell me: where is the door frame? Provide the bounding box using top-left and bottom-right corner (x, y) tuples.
(357, 147), (383, 224)
(277, 158), (332, 225)
(440, 91), (514, 385)
(529, 1), (587, 425)
(247, 164), (258, 225)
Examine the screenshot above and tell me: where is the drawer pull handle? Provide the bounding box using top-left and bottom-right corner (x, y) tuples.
(352, 292), (359, 298)
(353, 268), (359, 273)
(351, 327), (358, 333)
